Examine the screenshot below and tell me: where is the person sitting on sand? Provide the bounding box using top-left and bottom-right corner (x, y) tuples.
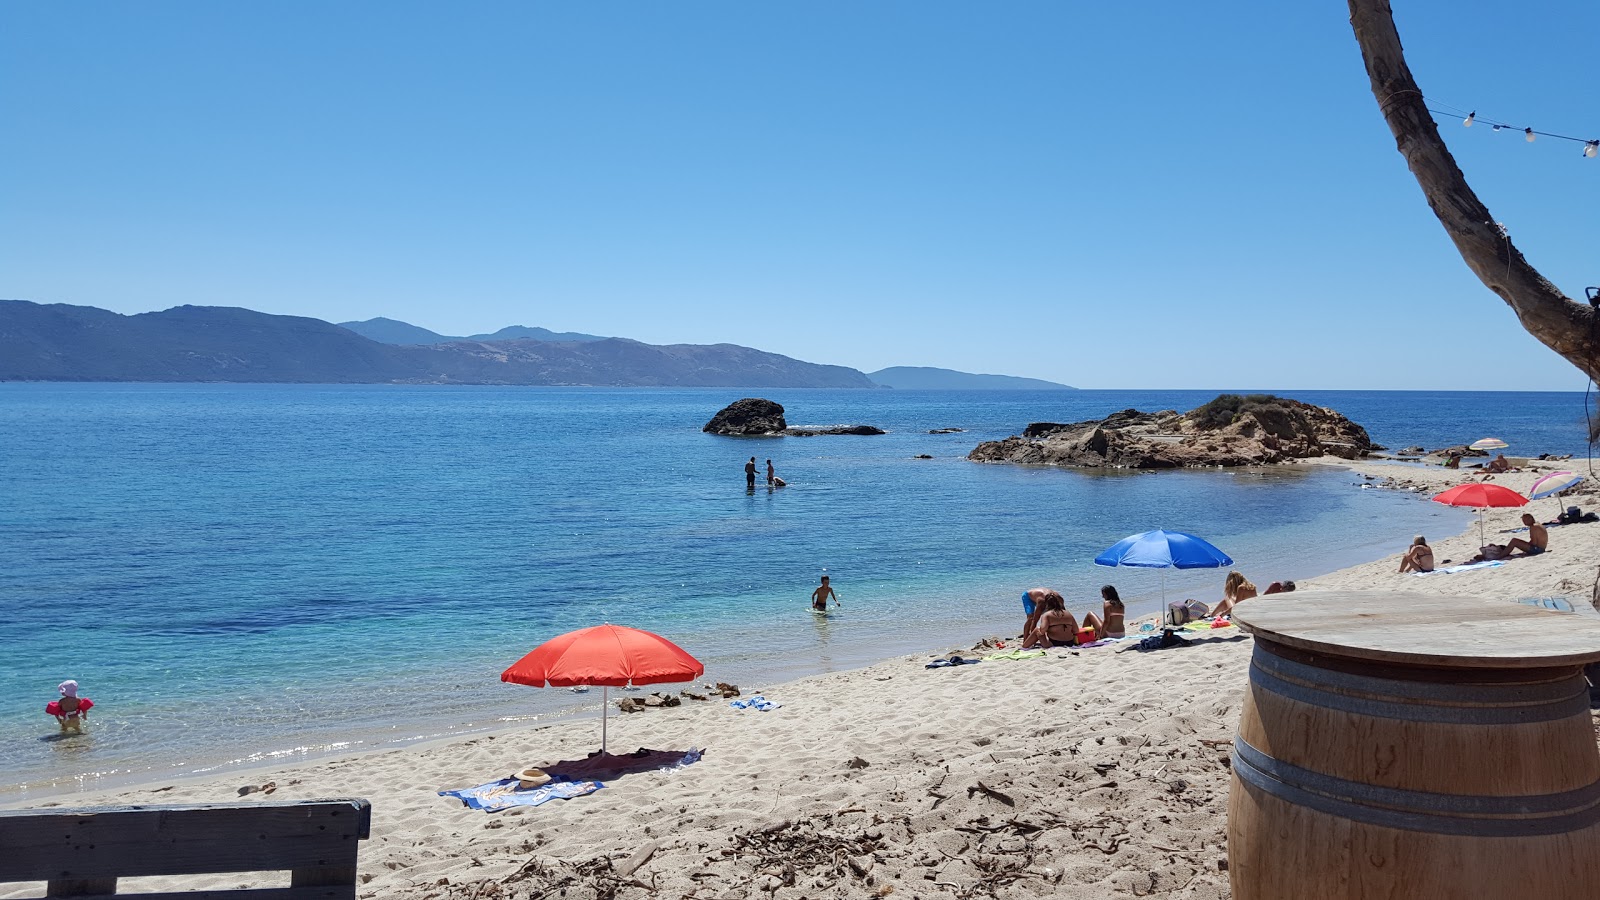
(1444, 453), (1461, 469)
(1263, 580), (1297, 595)
(1083, 585), (1125, 639)
(1022, 592), (1079, 648)
(1505, 513), (1548, 556)
(1398, 535), (1434, 573)
(1210, 571), (1257, 618)
(1469, 514), (1548, 563)
(46, 680), (93, 733)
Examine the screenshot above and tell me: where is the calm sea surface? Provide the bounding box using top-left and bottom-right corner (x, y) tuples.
(1, 386), (1592, 800)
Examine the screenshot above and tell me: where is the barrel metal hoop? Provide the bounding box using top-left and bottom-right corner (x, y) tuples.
(1250, 649), (1590, 725)
(1233, 737), (1600, 837)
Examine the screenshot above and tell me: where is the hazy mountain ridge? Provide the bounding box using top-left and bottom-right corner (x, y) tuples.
(869, 366), (1076, 390)
(0, 301), (873, 388)
(338, 317), (606, 345)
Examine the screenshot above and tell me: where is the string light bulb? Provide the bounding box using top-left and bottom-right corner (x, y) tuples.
(1429, 104), (1597, 163)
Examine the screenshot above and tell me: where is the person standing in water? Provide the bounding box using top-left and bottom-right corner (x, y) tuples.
(744, 457), (757, 490)
(811, 575), (841, 611)
(766, 459), (776, 487)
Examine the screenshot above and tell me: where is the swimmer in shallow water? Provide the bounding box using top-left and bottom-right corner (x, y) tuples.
(810, 575), (840, 611)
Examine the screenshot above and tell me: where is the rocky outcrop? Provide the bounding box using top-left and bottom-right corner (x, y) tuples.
(704, 398), (787, 435)
(784, 425), (886, 437)
(703, 399), (884, 436)
(969, 395), (1376, 470)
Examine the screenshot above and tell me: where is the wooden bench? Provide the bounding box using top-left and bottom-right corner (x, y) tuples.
(0, 799), (371, 899)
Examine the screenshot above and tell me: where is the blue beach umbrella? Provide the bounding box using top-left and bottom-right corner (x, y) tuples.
(1094, 529), (1234, 569)
(1094, 529), (1234, 623)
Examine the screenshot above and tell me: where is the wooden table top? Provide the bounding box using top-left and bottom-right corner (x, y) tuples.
(1230, 590), (1600, 668)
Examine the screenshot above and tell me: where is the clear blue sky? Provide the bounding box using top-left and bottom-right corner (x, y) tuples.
(2, 2), (1595, 389)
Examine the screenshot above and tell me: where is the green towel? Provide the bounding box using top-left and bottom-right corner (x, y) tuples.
(983, 649), (1048, 661)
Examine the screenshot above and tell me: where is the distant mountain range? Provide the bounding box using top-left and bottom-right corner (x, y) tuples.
(0, 301), (872, 388)
(0, 301), (1077, 390)
(868, 366), (1076, 390)
(338, 317), (607, 345)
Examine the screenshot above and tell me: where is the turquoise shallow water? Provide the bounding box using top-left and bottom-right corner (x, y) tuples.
(0, 386), (1590, 800)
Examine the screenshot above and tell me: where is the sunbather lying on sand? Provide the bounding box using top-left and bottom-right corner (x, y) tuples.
(1483, 454), (1515, 474)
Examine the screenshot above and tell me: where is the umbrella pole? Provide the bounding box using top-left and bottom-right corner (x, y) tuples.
(601, 686), (609, 755)
(1160, 570), (1168, 627)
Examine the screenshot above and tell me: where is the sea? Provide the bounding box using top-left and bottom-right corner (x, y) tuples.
(1, 385), (1593, 801)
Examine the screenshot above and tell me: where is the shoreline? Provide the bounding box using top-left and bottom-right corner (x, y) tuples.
(6, 456), (1596, 899)
(2, 462), (1444, 805)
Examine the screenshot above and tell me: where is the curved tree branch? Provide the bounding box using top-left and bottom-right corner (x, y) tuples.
(1347, 0), (1599, 384)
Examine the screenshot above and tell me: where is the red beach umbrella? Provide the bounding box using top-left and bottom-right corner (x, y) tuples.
(1431, 483), (1528, 546)
(502, 624), (704, 754)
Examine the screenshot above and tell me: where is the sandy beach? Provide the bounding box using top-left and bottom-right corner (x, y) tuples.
(6, 457), (1599, 900)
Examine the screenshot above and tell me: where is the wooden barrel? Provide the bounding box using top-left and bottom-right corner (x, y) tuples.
(1229, 591), (1600, 900)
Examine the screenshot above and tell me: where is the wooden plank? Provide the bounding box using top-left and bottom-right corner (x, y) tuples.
(0, 800), (370, 883)
(1231, 590), (1600, 668)
(49, 889), (354, 900)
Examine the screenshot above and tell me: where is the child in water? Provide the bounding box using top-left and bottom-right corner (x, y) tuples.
(47, 680), (94, 733)
(810, 575), (841, 612)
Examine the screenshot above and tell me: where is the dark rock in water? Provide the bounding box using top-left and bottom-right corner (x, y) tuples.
(1402, 445), (1426, 455)
(704, 398), (787, 435)
(784, 425), (886, 436)
(969, 394), (1376, 470)
(928, 427), (966, 434)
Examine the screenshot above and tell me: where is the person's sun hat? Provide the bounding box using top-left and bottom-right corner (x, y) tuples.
(59, 680), (79, 698)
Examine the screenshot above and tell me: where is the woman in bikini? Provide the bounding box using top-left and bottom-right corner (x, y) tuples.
(1022, 592), (1079, 648)
(1210, 571), (1257, 618)
(1080, 585), (1126, 640)
(1398, 535), (1434, 573)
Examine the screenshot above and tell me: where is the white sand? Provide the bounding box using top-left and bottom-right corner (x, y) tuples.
(6, 458), (1598, 899)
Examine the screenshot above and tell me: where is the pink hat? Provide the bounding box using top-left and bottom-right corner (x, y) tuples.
(59, 680), (79, 698)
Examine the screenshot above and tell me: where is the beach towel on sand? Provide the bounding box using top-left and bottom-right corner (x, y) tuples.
(440, 778), (603, 811)
(545, 747), (703, 781)
(983, 649), (1047, 661)
(1414, 560), (1505, 576)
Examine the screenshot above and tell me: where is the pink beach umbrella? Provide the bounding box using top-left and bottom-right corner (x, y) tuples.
(1529, 471), (1584, 516)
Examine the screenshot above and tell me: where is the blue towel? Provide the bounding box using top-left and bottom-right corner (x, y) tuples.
(439, 778), (603, 811)
(1414, 560), (1505, 576)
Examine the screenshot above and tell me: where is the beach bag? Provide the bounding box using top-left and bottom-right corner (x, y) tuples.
(1165, 599), (1210, 627)
(1479, 544), (1511, 561)
(1075, 627), (1097, 646)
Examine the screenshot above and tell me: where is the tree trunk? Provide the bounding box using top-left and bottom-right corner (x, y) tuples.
(1347, 0), (1600, 387)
